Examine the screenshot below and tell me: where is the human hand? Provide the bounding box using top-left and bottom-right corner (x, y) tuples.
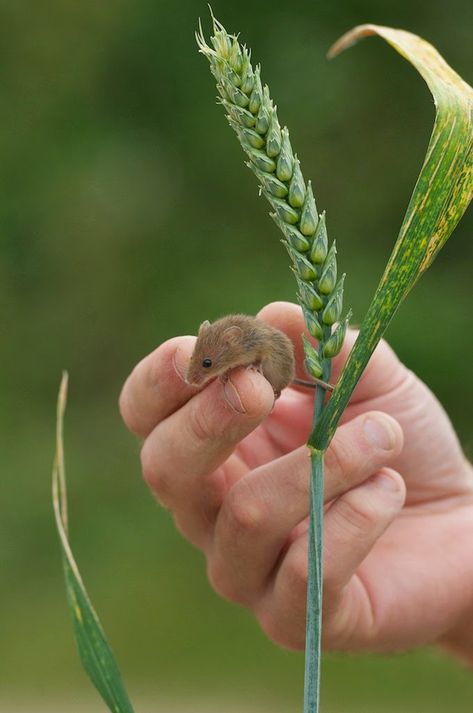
(119, 301), (473, 656)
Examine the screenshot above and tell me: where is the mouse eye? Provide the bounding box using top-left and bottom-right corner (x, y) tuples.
(202, 358), (213, 368)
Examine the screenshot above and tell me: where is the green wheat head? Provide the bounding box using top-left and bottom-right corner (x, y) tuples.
(196, 14), (351, 381)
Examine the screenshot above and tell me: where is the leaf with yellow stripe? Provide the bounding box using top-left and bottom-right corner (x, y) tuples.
(312, 24), (473, 451)
(52, 373), (136, 713)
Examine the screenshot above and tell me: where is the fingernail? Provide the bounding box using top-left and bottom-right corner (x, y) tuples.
(363, 415), (396, 451)
(371, 472), (400, 492)
(173, 346), (188, 381)
(223, 377), (247, 414)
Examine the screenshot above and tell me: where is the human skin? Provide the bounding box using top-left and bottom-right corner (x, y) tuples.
(119, 301), (473, 661)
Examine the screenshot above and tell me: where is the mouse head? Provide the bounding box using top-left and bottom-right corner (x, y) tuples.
(186, 318), (244, 387)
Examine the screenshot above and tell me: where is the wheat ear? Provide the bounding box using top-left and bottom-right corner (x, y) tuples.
(196, 14), (351, 384)
(197, 13), (352, 713)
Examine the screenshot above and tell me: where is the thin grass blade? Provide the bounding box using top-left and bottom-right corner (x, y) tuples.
(52, 373), (135, 713)
(312, 25), (473, 450)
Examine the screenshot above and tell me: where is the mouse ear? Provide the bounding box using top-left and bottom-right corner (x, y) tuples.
(198, 320), (210, 334)
(222, 325), (243, 346)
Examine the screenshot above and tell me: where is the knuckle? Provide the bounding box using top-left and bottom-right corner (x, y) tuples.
(222, 483), (266, 539)
(200, 468), (228, 519)
(257, 605), (305, 651)
(140, 442), (170, 500)
(256, 597), (306, 651)
(284, 549), (308, 595)
(335, 494), (378, 538)
(325, 436), (354, 488)
(206, 557), (243, 604)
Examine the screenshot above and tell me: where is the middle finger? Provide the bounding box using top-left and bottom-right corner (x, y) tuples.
(207, 411), (403, 606)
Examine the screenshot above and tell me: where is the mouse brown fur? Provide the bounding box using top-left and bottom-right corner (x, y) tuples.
(186, 314), (296, 397)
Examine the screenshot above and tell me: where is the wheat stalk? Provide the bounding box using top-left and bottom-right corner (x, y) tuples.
(196, 12), (352, 712)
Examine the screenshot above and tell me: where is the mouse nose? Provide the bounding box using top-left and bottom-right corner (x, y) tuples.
(185, 368), (203, 386)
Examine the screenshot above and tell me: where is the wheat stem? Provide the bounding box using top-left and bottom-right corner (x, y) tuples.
(197, 13), (351, 713)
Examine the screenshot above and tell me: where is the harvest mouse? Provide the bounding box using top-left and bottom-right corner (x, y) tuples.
(185, 314), (333, 398)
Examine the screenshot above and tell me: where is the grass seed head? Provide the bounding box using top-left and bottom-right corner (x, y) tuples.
(197, 12), (351, 379)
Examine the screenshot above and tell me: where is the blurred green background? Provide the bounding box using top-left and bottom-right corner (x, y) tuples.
(1, 0), (472, 711)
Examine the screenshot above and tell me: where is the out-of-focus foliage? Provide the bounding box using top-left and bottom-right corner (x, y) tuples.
(0, 1), (471, 711)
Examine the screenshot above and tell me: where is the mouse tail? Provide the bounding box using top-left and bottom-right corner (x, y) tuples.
(292, 377), (334, 391)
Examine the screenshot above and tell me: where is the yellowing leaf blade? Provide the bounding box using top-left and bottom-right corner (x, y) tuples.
(312, 25), (473, 450)
(52, 373), (136, 713)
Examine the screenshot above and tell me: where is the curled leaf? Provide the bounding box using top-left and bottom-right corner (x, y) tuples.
(312, 24), (473, 450)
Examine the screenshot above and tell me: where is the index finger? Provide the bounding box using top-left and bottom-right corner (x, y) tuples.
(119, 335), (198, 437)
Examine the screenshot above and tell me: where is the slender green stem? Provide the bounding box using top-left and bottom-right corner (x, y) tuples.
(304, 335), (332, 713)
(196, 16), (348, 712)
(304, 447), (324, 713)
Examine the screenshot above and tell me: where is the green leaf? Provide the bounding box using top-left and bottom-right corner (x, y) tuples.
(312, 25), (473, 450)
(52, 373), (135, 713)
